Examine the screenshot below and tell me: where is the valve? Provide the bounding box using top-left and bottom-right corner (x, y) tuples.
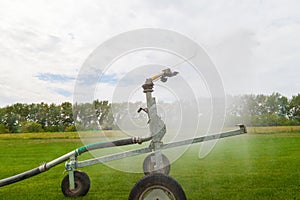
(137, 107), (148, 114)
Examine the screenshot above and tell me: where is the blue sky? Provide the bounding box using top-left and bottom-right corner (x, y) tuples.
(36, 73), (75, 83)
(0, 0), (299, 106)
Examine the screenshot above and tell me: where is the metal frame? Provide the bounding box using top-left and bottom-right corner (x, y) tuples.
(64, 69), (247, 187)
(75, 126), (246, 169)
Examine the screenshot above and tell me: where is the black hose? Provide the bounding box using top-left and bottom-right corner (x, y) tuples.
(0, 151), (74, 188)
(0, 166), (43, 187)
(76, 136), (152, 155)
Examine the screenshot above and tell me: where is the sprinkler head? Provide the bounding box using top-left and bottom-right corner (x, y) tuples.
(160, 68), (178, 82)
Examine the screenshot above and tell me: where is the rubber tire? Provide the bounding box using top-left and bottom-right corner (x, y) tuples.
(61, 171), (90, 197)
(128, 173), (186, 200)
(143, 153), (170, 175)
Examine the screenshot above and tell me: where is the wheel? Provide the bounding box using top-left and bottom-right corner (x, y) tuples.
(128, 173), (186, 200)
(143, 153), (170, 175)
(61, 171), (90, 197)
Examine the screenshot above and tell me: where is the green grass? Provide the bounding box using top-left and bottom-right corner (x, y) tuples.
(0, 128), (300, 199)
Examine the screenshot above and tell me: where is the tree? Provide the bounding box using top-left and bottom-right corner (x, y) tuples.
(21, 121), (43, 133)
(2, 106), (20, 133)
(73, 102), (99, 131)
(35, 102), (49, 129)
(265, 93), (288, 116)
(0, 124), (8, 133)
(94, 100), (110, 126)
(289, 94), (300, 122)
(61, 102), (74, 128)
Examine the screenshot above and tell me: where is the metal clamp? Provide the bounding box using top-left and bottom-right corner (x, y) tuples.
(65, 156), (77, 190)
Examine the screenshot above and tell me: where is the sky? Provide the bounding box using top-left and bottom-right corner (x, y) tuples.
(0, 0), (299, 106)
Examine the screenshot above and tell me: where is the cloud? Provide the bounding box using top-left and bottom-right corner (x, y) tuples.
(0, 0), (299, 106)
(207, 29), (259, 94)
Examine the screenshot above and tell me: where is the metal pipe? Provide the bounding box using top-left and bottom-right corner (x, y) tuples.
(46, 151), (76, 169)
(77, 147), (152, 168)
(162, 128), (246, 149)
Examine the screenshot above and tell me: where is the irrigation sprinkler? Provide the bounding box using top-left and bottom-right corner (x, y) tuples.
(0, 68), (247, 199)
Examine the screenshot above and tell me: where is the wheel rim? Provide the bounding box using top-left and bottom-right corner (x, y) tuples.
(139, 185), (176, 200)
(70, 180), (82, 194)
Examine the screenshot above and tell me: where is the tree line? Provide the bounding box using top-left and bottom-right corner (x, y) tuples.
(226, 93), (300, 126)
(0, 100), (116, 133)
(0, 93), (299, 133)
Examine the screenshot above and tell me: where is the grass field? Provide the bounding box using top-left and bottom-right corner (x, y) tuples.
(0, 127), (299, 199)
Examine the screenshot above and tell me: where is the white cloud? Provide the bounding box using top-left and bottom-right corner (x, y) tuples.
(0, 0), (299, 106)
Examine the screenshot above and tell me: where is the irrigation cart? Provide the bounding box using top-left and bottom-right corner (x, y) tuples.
(0, 68), (247, 200)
